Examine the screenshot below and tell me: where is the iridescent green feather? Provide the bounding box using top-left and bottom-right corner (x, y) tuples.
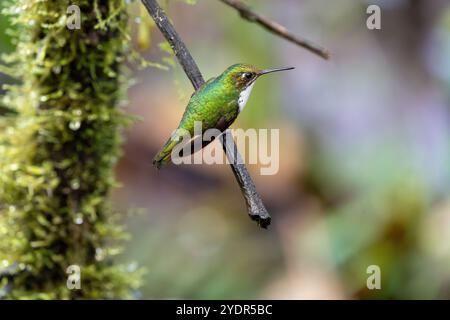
(178, 76), (240, 134)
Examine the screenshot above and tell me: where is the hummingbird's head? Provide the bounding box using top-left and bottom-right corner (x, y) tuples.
(221, 63), (295, 92)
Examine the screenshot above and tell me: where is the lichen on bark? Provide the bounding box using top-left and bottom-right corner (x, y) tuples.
(0, 0), (141, 299)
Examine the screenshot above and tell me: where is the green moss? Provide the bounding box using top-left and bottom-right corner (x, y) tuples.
(0, 0), (142, 298)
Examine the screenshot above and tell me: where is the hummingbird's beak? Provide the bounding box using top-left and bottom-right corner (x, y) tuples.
(259, 67), (295, 76)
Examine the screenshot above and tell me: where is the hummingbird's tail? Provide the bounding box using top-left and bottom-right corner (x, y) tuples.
(153, 132), (211, 169)
(153, 137), (179, 169)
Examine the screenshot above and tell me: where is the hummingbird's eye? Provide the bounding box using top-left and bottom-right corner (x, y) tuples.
(242, 72), (254, 80)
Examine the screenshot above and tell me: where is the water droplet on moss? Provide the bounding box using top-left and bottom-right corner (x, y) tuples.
(134, 17), (141, 24)
(10, 163), (19, 171)
(69, 120), (81, 130)
(95, 248), (105, 261)
(70, 179), (80, 190)
(1, 260), (9, 268)
(127, 262), (138, 272)
(52, 65), (61, 74)
(74, 213), (84, 225)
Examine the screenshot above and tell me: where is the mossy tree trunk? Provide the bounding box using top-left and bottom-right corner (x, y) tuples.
(0, 0), (140, 298)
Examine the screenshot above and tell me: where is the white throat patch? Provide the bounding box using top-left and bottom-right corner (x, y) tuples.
(238, 83), (255, 112)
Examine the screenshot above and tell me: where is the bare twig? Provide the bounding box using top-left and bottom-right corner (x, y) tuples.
(142, 0), (271, 228)
(219, 0), (330, 60)
(221, 131), (271, 228)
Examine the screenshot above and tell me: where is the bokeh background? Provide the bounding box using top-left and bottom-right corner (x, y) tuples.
(2, 0), (450, 299)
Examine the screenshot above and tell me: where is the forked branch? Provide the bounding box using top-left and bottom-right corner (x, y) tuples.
(219, 0), (330, 60)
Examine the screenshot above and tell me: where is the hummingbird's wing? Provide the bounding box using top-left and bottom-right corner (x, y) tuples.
(153, 77), (219, 168)
(173, 76), (239, 155)
(153, 77), (239, 168)
(179, 77), (239, 133)
(176, 114), (232, 157)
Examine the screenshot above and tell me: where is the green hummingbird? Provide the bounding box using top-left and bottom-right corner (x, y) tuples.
(153, 63), (294, 168)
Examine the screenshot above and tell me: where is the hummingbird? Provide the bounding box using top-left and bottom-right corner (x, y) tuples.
(153, 63), (294, 168)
